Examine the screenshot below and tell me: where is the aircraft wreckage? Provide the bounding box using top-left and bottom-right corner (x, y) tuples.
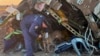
(1, 0), (100, 56)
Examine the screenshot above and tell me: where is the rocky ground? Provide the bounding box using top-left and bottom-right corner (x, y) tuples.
(0, 49), (99, 56)
(0, 48), (91, 56)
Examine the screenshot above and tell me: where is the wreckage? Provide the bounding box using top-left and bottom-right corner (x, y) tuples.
(1, 0), (100, 56)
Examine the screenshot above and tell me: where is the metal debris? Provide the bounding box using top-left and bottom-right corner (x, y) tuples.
(94, 3), (100, 18)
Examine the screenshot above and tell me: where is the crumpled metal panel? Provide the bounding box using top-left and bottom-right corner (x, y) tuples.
(94, 3), (100, 18)
(66, 0), (100, 15)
